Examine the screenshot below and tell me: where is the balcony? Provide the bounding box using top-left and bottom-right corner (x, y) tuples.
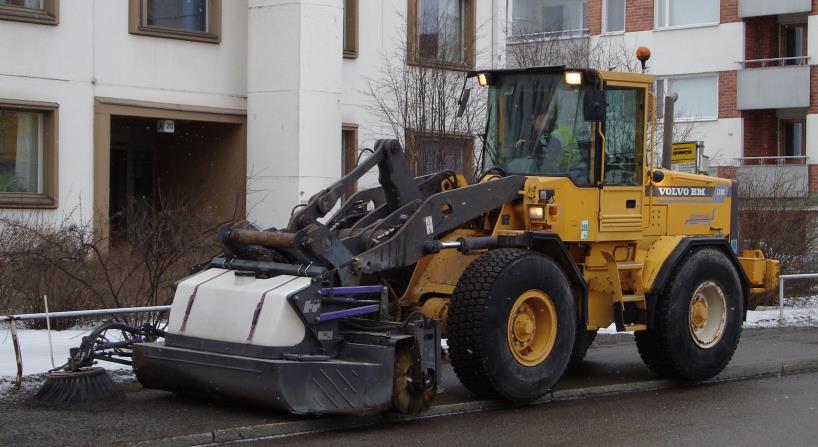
(734, 157), (809, 198)
(737, 59), (811, 110)
(739, 0), (811, 18)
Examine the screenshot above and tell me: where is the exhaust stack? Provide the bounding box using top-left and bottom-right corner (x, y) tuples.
(661, 93), (678, 170)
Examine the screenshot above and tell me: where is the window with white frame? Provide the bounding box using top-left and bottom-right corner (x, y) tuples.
(655, 0), (718, 29)
(656, 75), (718, 121)
(511, 0), (588, 37)
(603, 0), (625, 33)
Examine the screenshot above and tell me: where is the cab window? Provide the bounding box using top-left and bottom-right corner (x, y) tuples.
(603, 86), (645, 185)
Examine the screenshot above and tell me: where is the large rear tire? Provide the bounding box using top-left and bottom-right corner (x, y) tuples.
(635, 248), (744, 381)
(448, 249), (576, 401)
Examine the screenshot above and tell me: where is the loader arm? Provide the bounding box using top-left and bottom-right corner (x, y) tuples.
(223, 139), (524, 285)
(288, 139), (421, 231)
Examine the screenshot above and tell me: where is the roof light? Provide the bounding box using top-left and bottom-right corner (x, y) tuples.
(564, 71), (582, 86)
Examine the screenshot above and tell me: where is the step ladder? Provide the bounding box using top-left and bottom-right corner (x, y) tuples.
(601, 252), (648, 332)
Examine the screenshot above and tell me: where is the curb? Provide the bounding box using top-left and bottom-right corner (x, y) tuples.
(131, 358), (818, 447)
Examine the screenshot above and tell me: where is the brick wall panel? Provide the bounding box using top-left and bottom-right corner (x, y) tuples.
(626, 0), (653, 32)
(742, 110), (778, 159)
(744, 17), (779, 61)
(719, 71), (740, 119)
(810, 66), (818, 114)
(810, 165), (818, 192)
(721, 0), (739, 23)
(717, 166), (737, 179)
(588, 0), (602, 35)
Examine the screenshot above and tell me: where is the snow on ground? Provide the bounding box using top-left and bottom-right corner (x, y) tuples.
(0, 324), (130, 378)
(597, 297), (818, 335)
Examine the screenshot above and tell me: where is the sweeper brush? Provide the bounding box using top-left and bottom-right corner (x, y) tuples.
(36, 320), (164, 404)
(36, 368), (124, 403)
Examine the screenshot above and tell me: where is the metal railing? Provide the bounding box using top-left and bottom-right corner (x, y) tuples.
(735, 156), (808, 165)
(778, 273), (818, 325)
(738, 56), (810, 68)
(2, 305), (170, 388)
(507, 28), (590, 42)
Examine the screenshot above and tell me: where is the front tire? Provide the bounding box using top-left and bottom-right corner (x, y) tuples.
(448, 249), (576, 401)
(635, 248), (744, 381)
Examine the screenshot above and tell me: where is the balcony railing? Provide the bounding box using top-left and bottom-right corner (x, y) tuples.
(739, 0), (812, 18)
(736, 156), (808, 165)
(736, 60), (811, 110)
(734, 157), (809, 198)
(507, 28), (590, 43)
(738, 56), (809, 69)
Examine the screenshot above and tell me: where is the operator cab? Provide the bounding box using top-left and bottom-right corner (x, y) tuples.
(470, 67), (650, 188)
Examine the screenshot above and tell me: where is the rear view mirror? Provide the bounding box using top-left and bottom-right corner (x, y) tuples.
(583, 89), (607, 122)
(457, 88), (472, 118)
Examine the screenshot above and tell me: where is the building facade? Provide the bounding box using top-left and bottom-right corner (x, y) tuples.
(2, 0), (816, 237)
(0, 0), (507, 233)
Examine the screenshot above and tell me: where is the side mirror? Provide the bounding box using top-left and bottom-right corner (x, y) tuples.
(583, 89), (607, 122)
(457, 88), (472, 118)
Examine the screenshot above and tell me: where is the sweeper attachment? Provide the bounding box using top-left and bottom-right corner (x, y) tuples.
(132, 139), (479, 415)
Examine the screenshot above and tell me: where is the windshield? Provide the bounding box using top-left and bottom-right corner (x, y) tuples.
(483, 73), (595, 185)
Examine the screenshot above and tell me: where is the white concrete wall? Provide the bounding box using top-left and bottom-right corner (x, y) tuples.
(247, 0), (344, 228)
(588, 22), (745, 169)
(0, 0), (248, 223)
(806, 114), (818, 164)
(93, 0), (247, 109)
(619, 23), (744, 76)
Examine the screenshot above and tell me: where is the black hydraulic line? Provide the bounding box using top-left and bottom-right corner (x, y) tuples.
(210, 256), (327, 277)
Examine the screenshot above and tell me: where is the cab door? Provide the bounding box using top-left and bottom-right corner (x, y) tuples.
(598, 82), (648, 241)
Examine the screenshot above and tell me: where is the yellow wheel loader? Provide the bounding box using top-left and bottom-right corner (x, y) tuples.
(129, 65), (779, 415)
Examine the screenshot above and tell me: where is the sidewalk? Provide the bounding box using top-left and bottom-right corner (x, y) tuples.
(2, 327), (817, 447)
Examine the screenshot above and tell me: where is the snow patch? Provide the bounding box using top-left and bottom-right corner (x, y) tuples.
(0, 324), (130, 378)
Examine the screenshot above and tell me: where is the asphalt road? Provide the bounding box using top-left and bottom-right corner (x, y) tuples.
(2, 327), (818, 446)
(259, 372), (818, 447)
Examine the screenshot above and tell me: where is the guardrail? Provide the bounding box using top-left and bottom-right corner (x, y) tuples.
(2, 305), (171, 389)
(778, 273), (818, 325)
(735, 156), (808, 165)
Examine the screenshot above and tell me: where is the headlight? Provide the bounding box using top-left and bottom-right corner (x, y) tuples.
(528, 205), (545, 221)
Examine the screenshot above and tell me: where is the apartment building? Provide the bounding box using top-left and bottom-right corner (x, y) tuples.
(0, 0), (501, 235)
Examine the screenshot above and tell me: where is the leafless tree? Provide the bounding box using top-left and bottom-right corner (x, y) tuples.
(0, 196), (238, 329)
(364, 11), (487, 178)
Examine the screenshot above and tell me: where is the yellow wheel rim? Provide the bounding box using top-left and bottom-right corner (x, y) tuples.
(507, 290), (558, 367)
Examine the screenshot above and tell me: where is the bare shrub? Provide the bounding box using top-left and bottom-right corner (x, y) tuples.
(0, 197), (234, 329)
(738, 169), (818, 307)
